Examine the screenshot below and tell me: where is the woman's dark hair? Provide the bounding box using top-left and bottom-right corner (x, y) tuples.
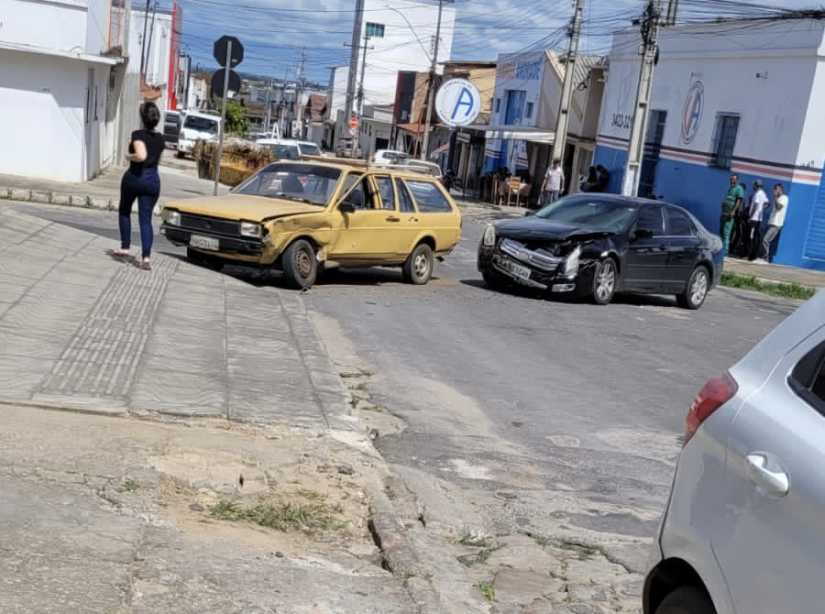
(140, 102), (161, 131)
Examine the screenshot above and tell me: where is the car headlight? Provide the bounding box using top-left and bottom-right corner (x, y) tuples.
(240, 221), (263, 238)
(482, 224), (496, 247)
(162, 209), (181, 226)
(563, 245), (582, 277)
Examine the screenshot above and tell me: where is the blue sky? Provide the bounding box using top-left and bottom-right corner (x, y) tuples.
(173, 0), (812, 84)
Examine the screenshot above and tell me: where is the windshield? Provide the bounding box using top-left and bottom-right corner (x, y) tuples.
(235, 164), (341, 206)
(299, 143), (321, 156)
(183, 116), (219, 134)
(269, 144), (300, 161)
(535, 196), (638, 233)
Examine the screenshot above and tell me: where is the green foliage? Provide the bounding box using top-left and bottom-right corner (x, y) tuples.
(224, 99), (248, 136)
(208, 498), (344, 532)
(720, 272), (816, 301)
(477, 580), (496, 602)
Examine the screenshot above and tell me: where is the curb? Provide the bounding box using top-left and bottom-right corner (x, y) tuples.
(0, 185), (115, 210)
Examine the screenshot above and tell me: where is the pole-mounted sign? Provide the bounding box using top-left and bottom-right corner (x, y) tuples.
(435, 78), (481, 128)
(212, 35), (244, 196)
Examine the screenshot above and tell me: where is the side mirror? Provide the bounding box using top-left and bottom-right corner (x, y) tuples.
(339, 201), (355, 214)
(632, 228), (654, 241)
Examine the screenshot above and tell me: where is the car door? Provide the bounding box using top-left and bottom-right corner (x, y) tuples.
(713, 327), (825, 614)
(664, 205), (703, 290)
(624, 204), (669, 291)
(403, 178), (460, 252)
(330, 173), (407, 262)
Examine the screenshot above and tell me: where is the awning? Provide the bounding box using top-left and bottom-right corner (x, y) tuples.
(397, 122), (425, 136)
(484, 128), (555, 145)
(429, 143), (449, 159)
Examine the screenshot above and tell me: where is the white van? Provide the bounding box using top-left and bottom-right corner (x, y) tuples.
(256, 138), (321, 160)
(177, 111), (221, 158)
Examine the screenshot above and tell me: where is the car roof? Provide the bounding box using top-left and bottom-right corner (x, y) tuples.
(264, 159), (443, 179)
(183, 111), (221, 121)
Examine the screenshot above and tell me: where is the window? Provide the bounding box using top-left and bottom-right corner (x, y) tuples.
(525, 102), (534, 119)
(365, 22), (385, 38)
(405, 180), (452, 213)
(666, 207), (695, 236)
(636, 205), (666, 236)
(790, 340), (825, 414)
(374, 176), (395, 210)
(504, 90), (526, 125)
(396, 179), (416, 212)
(712, 114), (739, 169)
(495, 98), (501, 113)
(342, 177), (371, 210)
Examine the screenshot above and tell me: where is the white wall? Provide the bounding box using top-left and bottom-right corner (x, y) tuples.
(490, 50), (548, 129)
(0, 50), (88, 181)
(84, 0), (110, 54)
(0, 0), (88, 51)
(357, 0), (455, 108)
(129, 9), (172, 92)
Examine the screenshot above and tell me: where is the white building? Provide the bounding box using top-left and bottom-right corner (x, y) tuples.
(595, 19), (825, 270)
(0, 0), (127, 181)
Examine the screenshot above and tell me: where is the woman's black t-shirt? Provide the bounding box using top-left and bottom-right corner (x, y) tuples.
(129, 129), (164, 173)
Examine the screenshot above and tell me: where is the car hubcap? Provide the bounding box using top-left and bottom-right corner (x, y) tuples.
(296, 250), (313, 278)
(414, 253), (430, 279)
(596, 262), (615, 300)
(691, 271), (708, 305)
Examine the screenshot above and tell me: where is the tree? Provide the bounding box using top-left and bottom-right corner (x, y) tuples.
(224, 99), (248, 135)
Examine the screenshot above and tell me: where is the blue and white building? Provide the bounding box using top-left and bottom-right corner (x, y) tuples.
(595, 19), (825, 270)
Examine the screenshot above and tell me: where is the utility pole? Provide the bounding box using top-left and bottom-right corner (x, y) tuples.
(552, 0), (584, 165)
(420, 0), (445, 160)
(344, 0), (365, 149)
(139, 0), (151, 78)
(665, 0), (678, 25)
(356, 36), (372, 115)
(264, 78), (272, 135)
(145, 0), (158, 79)
(622, 0), (662, 196)
(297, 48), (306, 139)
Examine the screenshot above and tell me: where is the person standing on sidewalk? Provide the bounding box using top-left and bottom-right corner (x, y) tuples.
(720, 174), (744, 255)
(746, 180), (769, 260)
(757, 183), (789, 264)
(112, 102), (164, 270)
(542, 159), (565, 205)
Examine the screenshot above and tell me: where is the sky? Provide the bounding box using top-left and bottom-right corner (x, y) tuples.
(171, 0), (813, 84)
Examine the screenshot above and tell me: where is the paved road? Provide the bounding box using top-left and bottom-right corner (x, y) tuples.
(9, 199), (802, 610)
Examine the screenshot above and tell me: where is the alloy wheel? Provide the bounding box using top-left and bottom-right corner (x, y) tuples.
(296, 249), (314, 278)
(414, 253), (430, 280)
(596, 261), (616, 301)
(691, 270), (709, 306)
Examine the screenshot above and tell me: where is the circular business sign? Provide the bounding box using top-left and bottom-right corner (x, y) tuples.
(435, 78), (481, 128)
(681, 80), (704, 144)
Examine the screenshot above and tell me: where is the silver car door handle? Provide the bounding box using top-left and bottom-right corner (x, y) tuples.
(746, 453), (790, 497)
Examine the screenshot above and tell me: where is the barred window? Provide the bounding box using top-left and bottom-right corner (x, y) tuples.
(712, 114), (739, 169)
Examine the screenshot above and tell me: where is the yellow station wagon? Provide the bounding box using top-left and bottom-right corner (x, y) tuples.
(161, 160), (462, 289)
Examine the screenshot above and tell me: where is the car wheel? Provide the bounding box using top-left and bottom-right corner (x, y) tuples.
(655, 586), (716, 614)
(591, 258), (617, 305)
(403, 243), (434, 285)
(282, 239), (318, 290)
(678, 266), (710, 310)
(482, 269), (504, 289)
(186, 248), (223, 271)
(176, 150), (185, 159)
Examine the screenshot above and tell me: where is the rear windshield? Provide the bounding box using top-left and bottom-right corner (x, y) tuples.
(269, 144), (300, 160)
(235, 164), (341, 206)
(184, 116), (219, 133)
(299, 143), (321, 156)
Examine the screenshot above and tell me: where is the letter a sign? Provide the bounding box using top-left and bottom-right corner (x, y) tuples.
(435, 79), (481, 128)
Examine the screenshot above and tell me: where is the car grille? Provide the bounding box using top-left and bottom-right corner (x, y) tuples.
(179, 213), (241, 237)
(498, 238), (563, 272)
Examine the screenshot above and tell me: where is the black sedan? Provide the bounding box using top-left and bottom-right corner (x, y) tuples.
(477, 194), (723, 309)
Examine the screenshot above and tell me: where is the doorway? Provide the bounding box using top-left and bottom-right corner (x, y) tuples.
(639, 110), (667, 198)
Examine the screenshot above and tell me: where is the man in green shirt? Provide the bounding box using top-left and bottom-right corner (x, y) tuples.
(720, 174), (745, 254)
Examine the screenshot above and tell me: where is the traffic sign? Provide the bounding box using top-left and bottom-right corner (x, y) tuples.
(211, 68), (241, 98)
(213, 35), (244, 68)
(435, 79), (481, 128)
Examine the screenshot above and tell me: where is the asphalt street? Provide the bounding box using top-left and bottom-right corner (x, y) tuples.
(9, 199), (800, 574)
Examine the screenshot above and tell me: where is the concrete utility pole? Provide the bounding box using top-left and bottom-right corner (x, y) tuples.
(420, 0), (445, 160)
(344, 0), (365, 146)
(622, 0), (662, 196)
(665, 0), (678, 25)
(296, 49), (306, 139)
(356, 36), (372, 115)
(264, 78), (273, 135)
(139, 0), (151, 78)
(552, 0), (585, 165)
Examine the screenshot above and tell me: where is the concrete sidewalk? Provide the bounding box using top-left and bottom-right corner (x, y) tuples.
(0, 208), (346, 428)
(724, 257), (825, 289)
(0, 160), (225, 211)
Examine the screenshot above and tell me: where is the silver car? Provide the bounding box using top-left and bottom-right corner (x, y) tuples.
(645, 289), (825, 614)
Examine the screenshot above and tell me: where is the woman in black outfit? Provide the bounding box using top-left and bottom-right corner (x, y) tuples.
(112, 102), (164, 270)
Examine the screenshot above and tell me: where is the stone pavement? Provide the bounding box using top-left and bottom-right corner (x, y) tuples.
(0, 208), (347, 429)
(724, 256), (825, 289)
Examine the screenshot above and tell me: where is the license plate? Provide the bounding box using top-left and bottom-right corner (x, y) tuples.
(499, 257), (531, 280)
(190, 234), (219, 251)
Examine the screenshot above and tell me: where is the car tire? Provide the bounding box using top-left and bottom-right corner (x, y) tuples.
(654, 586), (716, 614)
(176, 150), (185, 159)
(403, 243), (434, 285)
(282, 239), (318, 290)
(678, 266), (710, 310)
(591, 258), (617, 305)
(186, 248), (223, 271)
(482, 269), (504, 289)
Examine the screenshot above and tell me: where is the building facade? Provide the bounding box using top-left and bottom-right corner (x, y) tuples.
(594, 19), (825, 270)
(0, 0), (126, 181)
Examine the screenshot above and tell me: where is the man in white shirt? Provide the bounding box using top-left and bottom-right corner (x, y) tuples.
(542, 159), (565, 205)
(757, 183), (788, 263)
(747, 180), (769, 260)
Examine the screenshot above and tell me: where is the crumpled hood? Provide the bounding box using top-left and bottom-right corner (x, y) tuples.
(496, 217), (613, 242)
(166, 194), (323, 222)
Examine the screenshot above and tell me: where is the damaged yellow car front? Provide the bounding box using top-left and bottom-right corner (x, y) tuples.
(161, 160), (461, 289)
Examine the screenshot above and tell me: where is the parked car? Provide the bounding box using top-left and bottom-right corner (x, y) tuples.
(177, 111), (221, 158)
(477, 194), (723, 308)
(161, 161), (462, 289)
(163, 110), (181, 147)
(644, 288), (825, 614)
(256, 138), (322, 160)
(373, 149), (410, 165)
